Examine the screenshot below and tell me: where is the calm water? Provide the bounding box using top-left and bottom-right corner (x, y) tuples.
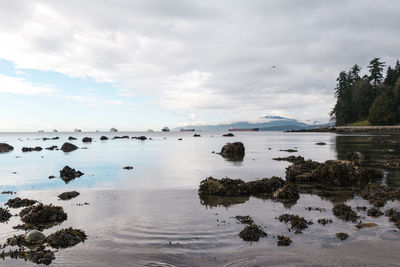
(0, 131), (400, 266)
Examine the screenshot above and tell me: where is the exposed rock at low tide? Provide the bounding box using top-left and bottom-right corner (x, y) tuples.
(46, 228), (87, 249)
(315, 142), (327, 145)
(235, 215), (254, 225)
(277, 235), (292, 246)
(82, 137), (92, 142)
(317, 218), (333, 225)
(273, 183), (300, 203)
(219, 142), (245, 161)
(100, 136), (109, 140)
(25, 230), (46, 244)
(59, 166), (84, 183)
(357, 183), (400, 207)
(332, 203), (359, 222)
(193, 134), (201, 137)
(5, 197), (37, 208)
(61, 142), (78, 152)
(45, 145), (58, 150)
(279, 149), (298, 153)
(58, 191), (80, 200)
(22, 147), (42, 152)
(336, 232), (349, 241)
(0, 143), (14, 153)
(113, 136), (129, 139)
(0, 207), (12, 222)
(273, 156), (305, 163)
(68, 136), (77, 140)
(222, 133), (234, 137)
(20, 203), (67, 225)
(238, 224), (267, 241)
(123, 166), (133, 170)
(385, 208), (400, 228)
(42, 137), (59, 141)
(277, 214), (311, 234)
(367, 207), (384, 218)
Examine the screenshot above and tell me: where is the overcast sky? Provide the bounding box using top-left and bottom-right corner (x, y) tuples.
(0, 0), (399, 131)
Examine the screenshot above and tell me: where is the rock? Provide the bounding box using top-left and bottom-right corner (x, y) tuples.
(1, 191), (16, 195)
(277, 214), (311, 234)
(238, 224), (267, 241)
(137, 136), (147, 140)
(0, 143), (14, 153)
(336, 232), (349, 241)
(286, 159), (383, 186)
(68, 136), (77, 140)
(59, 166), (84, 183)
(26, 246), (55, 265)
(279, 149), (298, 152)
(45, 145), (58, 150)
(193, 133), (201, 137)
(61, 142), (78, 152)
(273, 183), (300, 203)
(113, 136), (129, 139)
(219, 142), (245, 160)
(306, 206), (326, 212)
(46, 228), (87, 249)
(246, 177), (286, 195)
(123, 166), (133, 170)
(367, 207), (384, 218)
(48, 175), (55, 179)
(22, 147), (42, 152)
(385, 159), (400, 168)
(178, 138), (183, 141)
(42, 137), (59, 141)
(25, 230), (46, 244)
(358, 184), (391, 207)
(332, 203), (359, 222)
(235, 215), (254, 225)
(317, 218), (333, 225)
(20, 203), (67, 225)
(277, 235), (292, 246)
(356, 222), (378, 229)
(82, 137), (92, 142)
(345, 151), (364, 163)
(385, 208), (400, 228)
(0, 207), (12, 222)
(222, 133), (234, 137)
(273, 156), (305, 163)
(315, 142), (327, 145)
(5, 197), (37, 208)
(100, 136), (109, 140)
(58, 191), (80, 200)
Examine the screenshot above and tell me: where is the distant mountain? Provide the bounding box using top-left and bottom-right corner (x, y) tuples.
(175, 116), (332, 132)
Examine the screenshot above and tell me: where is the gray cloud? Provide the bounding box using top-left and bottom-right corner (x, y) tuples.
(0, 0), (399, 124)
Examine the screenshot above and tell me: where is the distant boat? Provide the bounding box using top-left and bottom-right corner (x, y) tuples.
(110, 128), (118, 132)
(162, 127), (170, 132)
(74, 128), (82, 132)
(229, 127), (259, 132)
(147, 129), (154, 132)
(180, 128), (195, 132)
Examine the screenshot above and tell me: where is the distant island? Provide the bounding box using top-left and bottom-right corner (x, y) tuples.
(330, 58), (400, 126)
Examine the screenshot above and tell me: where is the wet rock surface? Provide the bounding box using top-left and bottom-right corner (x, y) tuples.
(336, 232), (349, 241)
(46, 228), (87, 249)
(82, 137), (92, 142)
(273, 156), (305, 163)
(0, 208), (12, 223)
(59, 166), (84, 183)
(238, 224), (267, 242)
(234, 215), (254, 225)
(277, 214), (311, 234)
(315, 142), (327, 145)
(42, 137), (59, 141)
(385, 208), (400, 228)
(367, 207), (384, 218)
(45, 145), (58, 150)
(0, 143), (14, 152)
(113, 136), (129, 139)
(22, 147), (43, 152)
(25, 230), (46, 244)
(219, 142), (245, 161)
(317, 218), (333, 225)
(277, 235), (292, 246)
(61, 142), (78, 152)
(385, 158), (400, 168)
(222, 133), (234, 137)
(58, 191), (80, 200)
(279, 149), (298, 152)
(332, 203), (359, 222)
(5, 197), (37, 208)
(273, 183), (300, 203)
(68, 136), (77, 140)
(100, 136), (109, 140)
(357, 183), (400, 207)
(20, 203), (67, 226)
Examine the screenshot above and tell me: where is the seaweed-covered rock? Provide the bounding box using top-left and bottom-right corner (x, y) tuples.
(82, 137), (92, 142)
(277, 214), (311, 234)
(137, 136), (147, 140)
(20, 203), (67, 225)
(336, 232), (349, 241)
(123, 166), (133, 170)
(317, 218), (333, 225)
(45, 145), (58, 150)
(22, 147), (42, 152)
(385, 208), (400, 228)
(61, 142), (78, 152)
(358, 184), (390, 207)
(68, 136), (77, 140)
(367, 207), (384, 218)
(222, 133), (234, 137)
(199, 177), (248, 196)
(238, 224), (267, 241)
(385, 159), (400, 168)
(286, 159), (382, 186)
(100, 136), (109, 140)
(5, 197), (37, 208)
(280, 149), (298, 152)
(315, 142), (327, 145)
(0, 207), (12, 222)
(277, 235), (292, 246)
(273, 156), (305, 163)
(345, 151), (364, 163)
(332, 203), (359, 222)
(306, 206), (326, 212)
(26, 246), (55, 265)
(246, 177), (286, 195)
(219, 142), (245, 160)
(25, 230), (46, 244)
(58, 191), (80, 200)
(59, 166), (84, 183)
(0, 143), (14, 153)
(356, 222), (378, 229)
(46, 228), (87, 249)
(199, 195), (250, 208)
(235, 215), (254, 225)
(273, 183), (300, 203)
(193, 134), (201, 137)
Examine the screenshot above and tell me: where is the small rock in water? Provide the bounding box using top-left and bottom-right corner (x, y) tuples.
(219, 142), (245, 161)
(58, 191), (80, 200)
(68, 136), (77, 140)
(59, 166), (84, 183)
(82, 137), (92, 143)
(61, 142), (78, 152)
(100, 136), (109, 140)
(46, 228), (87, 249)
(25, 230), (46, 244)
(123, 166), (133, 170)
(193, 134), (201, 137)
(222, 133), (234, 137)
(239, 224), (267, 242)
(332, 203), (359, 222)
(235, 215), (254, 225)
(22, 147), (42, 152)
(336, 232), (349, 241)
(277, 235), (292, 246)
(279, 149), (298, 152)
(315, 142), (327, 145)
(0, 143), (14, 153)
(45, 145), (58, 150)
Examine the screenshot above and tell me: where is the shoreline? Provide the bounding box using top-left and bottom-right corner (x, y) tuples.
(286, 126), (400, 133)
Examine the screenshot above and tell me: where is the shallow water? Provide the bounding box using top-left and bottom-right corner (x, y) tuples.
(0, 131), (400, 266)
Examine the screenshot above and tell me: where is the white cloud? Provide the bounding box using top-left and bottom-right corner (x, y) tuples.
(0, 74), (56, 95)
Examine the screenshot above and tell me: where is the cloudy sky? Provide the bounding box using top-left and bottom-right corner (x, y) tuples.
(0, 0), (399, 131)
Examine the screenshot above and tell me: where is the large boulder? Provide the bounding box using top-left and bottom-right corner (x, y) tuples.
(219, 142), (245, 160)
(0, 143), (14, 153)
(61, 142), (78, 152)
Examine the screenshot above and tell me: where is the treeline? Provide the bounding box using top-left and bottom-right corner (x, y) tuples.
(330, 58), (400, 126)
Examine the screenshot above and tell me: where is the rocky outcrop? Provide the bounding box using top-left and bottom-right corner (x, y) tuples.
(58, 191), (80, 200)
(5, 197), (37, 208)
(68, 136), (77, 140)
(332, 203), (359, 222)
(219, 142), (245, 160)
(100, 136), (109, 140)
(222, 133), (234, 137)
(273, 183), (300, 203)
(61, 142), (78, 152)
(20, 204), (67, 225)
(82, 137), (92, 142)
(46, 228), (87, 249)
(22, 147), (42, 152)
(239, 224), (267, 241)
(0, 143), (14, 153)
(59, 166), (84, 183)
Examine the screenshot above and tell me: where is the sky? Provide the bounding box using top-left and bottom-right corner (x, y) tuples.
(0, 0), (399, 131)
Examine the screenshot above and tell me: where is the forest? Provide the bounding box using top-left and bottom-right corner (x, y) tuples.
(330, 58), (400, 126)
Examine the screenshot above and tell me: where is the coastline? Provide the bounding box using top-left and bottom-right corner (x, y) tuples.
(286, 126), (400, 133)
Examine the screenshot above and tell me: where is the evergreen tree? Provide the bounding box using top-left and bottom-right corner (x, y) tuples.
(351, 78), (373, 120)
(368, 93), (397, 125)
(368, 58), (386, 89)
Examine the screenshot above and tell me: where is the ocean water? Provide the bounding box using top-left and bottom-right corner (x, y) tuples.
(0, 131), (399, 266)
